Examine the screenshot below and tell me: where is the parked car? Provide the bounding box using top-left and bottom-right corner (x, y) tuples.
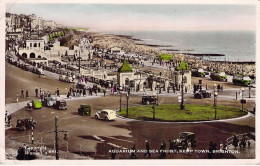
(95, 109), (116, 121)
(176, 132), (196, 149)
(65, 76), (74, 83)
(53, 100), (67, 110)
(194, 90), (211, 99)
(16, 118), (36, 131)
(27, 100), (42, 109)
(76, 82), (88, 90)
(33, 68), (44, 75)
(59, 75), (66, 82)
(41, 97), (56, 107)
(141, 96), (157, 105)
(78, 105), (91, 116)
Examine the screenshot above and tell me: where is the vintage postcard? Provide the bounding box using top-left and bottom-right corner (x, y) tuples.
(1, 0), (259, 165)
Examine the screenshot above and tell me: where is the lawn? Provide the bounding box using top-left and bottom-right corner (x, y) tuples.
(119, 104), (247, 122)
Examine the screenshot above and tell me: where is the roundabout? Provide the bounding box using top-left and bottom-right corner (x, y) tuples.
(119, 104), (248, 122)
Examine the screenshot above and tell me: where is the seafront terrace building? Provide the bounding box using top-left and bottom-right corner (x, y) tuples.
(18, 38), (93, 66)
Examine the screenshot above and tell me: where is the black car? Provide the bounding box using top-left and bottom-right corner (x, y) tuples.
(194, 90), (211, 99)
(141, 96), (157, 105)
(176, 132), (196, 149)
(78, 105), (91, 116)
(53, 100), (67, 110)
(16, 118), (36, 131)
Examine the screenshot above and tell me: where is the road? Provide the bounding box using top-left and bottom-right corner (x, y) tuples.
(5, 62), (255, 160)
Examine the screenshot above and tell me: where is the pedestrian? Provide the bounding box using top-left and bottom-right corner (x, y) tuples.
(67, 91), (70, 99)
(159, 142), (164, 159)
(111, 87), (114, 94)
(103, 89), (106, 97)
(219, 141), (224, 150)
(21, 89), (24, 98)
(95, 88), (97, 96)
(35, 87), (38, 97)
(56, 88), (60, 97)
(130, 144), (136, 159)
(80, 89), (82, 96)
(39, 88), (42, 97)
(248, 140), (251, 147)
(208, 141), (214, 159)
(111, 147), (116, 159)
(26, 90), (29, 98)
(83, 88), (86, 96)
(16, 93), (19, 103)
(144, 140), (151, 158)
(89, 88), (92, 96)
(233, 135), (238, 149)
(169, 140), (174, 151)
(206, 83), (208, 90)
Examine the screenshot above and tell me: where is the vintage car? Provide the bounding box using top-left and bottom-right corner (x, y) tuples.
(41, 97), (56, 107)
(16, 118), (36, 131)
(32, 68), (44, 75)
(78, 105), (91, 116)
(141, 95), (157, 105)
(27, 100), (42, 109)
(59, 75), (66, 82)
(176, 132), (196, 149)
(65, 76), (74, 83)
(53, 100), (67, 110)
(95, 109), (116, 121)
(76, 82), (88, 90)
(194, 90), (211, 99)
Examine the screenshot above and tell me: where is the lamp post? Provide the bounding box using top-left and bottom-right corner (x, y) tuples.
(119, 87), (122, 112)
(249, 86), (251, 98)
(241, 87), (245, 111)
(214, 92), (218, 120)
(159, 72), (162, 94)
(156, 82), (160, 106)
(213, 83), (217, 106)
(180, 68), (184, 110)
(126, 91), (129, 118)
(152, 104), (155, 121)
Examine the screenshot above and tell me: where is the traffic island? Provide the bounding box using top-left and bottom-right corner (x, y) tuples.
(118, 104), (248, 122)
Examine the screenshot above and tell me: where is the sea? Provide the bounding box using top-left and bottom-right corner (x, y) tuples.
(102, 31), (255, 62)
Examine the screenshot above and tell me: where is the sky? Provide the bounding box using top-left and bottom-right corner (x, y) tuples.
(6, 4), (256, 32)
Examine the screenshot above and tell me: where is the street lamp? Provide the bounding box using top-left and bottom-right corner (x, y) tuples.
(119, 87), (122, 112)
(126, 91), (129, 118)
(156, 82), (160, 106)
(241, 87), (245, 111)
(152, 105), (155, 121)
(214, 92), (218, 120)
(213, 83), (217, 106)
(180, 68), (185, 110)
(249, 85), (251, 98)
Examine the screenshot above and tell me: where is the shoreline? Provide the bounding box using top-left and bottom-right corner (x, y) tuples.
(85, 31), (255, 75)
(98, 31), (255, 63)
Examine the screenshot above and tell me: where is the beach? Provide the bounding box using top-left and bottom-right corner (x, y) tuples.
(81, 31), (255, 76)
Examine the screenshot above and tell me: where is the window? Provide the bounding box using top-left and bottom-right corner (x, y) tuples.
(30, 43), (32, 47)
(22, 53), (27, 58)
(38, 43), (40, 47)
(125, 78), (129, 86)
(30, 53), (35, 58)
(34, 43), (37, 47)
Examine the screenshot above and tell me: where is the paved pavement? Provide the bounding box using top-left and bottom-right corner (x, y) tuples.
(227, 140), (255, 159)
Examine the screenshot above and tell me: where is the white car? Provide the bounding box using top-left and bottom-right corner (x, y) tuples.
(95, 109), (116, 121)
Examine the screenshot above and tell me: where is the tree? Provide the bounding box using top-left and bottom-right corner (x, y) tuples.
(177, 61), (189, 71)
